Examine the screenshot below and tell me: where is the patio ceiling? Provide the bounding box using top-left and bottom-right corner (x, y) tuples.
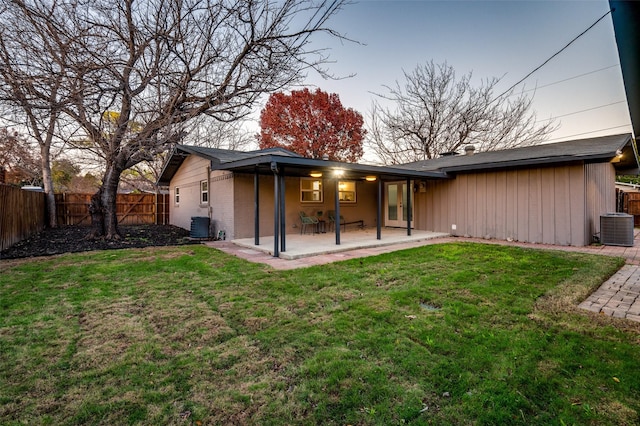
(214, 153), (451, 181)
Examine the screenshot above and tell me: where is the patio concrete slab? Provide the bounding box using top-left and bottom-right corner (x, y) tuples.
(230, 228), (449, 260)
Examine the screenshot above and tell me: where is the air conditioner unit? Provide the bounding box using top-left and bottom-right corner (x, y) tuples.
(600, 213), (634, 247)
(190, 216), (210, 238)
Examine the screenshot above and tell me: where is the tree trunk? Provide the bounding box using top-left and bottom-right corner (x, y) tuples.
(88, 163), (122, 240)
(40, 143), (57, 228)
(101, 166), (121, 239)
(88, 188), (104, 239)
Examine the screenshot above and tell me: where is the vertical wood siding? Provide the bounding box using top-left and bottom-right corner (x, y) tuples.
(416, 163), (593, 246)
(584, 162), (616, 241)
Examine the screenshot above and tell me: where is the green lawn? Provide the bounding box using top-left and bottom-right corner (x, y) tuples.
(1, 243), (639, 425)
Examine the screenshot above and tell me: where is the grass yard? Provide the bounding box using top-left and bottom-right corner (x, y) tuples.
(1, 242), (639, 425)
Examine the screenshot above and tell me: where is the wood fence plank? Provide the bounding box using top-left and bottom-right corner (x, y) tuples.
(55, 193), (165, 226)
(2, 190), (169, 252)
(0, 184), (46, 252)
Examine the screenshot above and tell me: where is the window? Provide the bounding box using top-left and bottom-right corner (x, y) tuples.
(338, 180), (356, 203)
(300, 178), (323, 203)
(200, 180), (208, 204)
(175, 187), (180, 205)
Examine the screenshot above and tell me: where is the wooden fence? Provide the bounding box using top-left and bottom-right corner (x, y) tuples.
(620, 190), (640, 226)
(0, 184), (46, 252)
(55, 193), (170, 226)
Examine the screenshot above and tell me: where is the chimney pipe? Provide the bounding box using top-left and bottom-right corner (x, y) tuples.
(465, 145), (476, 156)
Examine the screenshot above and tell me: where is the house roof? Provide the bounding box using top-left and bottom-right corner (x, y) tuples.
(158, 145), (302, 185)
(213, 152), (449, 181)
(179, 145), (302, 163)
(158, 134), (638, 186)
(610, 1), (640, 137)
(397, 133), (638, 174)
(158, 144), (450, 186)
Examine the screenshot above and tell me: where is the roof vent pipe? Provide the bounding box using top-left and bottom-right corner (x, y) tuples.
(465, 145), (476, 155)
(322, 153), (329, 160)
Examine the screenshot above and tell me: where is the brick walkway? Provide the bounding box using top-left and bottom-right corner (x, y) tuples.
(207, 230), (640, 323)
(578, 265), (640, 322)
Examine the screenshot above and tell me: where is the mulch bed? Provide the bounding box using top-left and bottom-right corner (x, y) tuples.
(0, 225), (201, 260)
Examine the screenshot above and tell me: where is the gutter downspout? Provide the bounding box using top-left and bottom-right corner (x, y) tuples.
(207, 165), (212, 238)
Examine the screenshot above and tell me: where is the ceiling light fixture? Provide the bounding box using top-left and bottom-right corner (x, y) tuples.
(309, 171), (322, 178)
(365, 176), (377, 182)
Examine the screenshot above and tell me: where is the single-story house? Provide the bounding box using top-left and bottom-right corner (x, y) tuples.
(159, 3), (640, 257)
(158, 133), (639, 255)
(398, 134), (637, 246)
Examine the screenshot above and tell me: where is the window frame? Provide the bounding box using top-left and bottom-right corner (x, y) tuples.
(300, 177), (323, 203)
(174, 187), (180, 205)
(200, 180), (208, 204)
(338, 180), (357, 203)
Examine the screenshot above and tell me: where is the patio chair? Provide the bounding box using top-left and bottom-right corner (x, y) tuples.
(299, 211), (319, 234)
(327, 210), (345, 232)
(328, 210), (364, 232)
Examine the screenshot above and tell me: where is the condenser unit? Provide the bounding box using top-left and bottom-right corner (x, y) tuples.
(600, 213), (634, 247)
(190, 216), (210, 238)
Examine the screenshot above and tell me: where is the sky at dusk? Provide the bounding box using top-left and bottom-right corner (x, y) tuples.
(292, 0), (631, 153)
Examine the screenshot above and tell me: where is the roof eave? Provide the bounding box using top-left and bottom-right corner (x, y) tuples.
(610, 1), (640, 137)
(438, 153), (622, 174)
(216, 154), (450, 179)
(157, 146), (190, 186)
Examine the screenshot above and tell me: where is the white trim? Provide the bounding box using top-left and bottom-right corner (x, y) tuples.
(200, 180), (209, 204)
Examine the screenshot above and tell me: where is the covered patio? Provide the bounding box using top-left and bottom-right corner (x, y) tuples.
(231, 227), (449, 260)
(215, 152), (449, 257)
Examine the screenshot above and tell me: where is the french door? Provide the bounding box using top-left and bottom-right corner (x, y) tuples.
(385, 181), (413, 228)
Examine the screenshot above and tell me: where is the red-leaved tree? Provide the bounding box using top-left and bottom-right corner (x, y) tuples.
(258, 88), (365, 162)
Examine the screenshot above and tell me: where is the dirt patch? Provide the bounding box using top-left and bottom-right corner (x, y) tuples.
(0, 224), (201, 260)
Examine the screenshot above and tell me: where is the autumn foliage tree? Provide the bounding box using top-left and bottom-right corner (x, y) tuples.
(0, 129), (41, 185)
(258, 88), (365, 162)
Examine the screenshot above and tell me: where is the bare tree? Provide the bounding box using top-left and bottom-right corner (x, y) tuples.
(0, 1), (83, 227)
(1, 0), (348, 239)
(184, 117), (256, 151)
(368, 61), (556, 165)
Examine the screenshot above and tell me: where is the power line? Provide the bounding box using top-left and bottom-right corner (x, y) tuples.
(514, 64), (620, 95)
(536, 100), (626, 123)
(495, 9), (613, 100)
(545, 124), (632, 143)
